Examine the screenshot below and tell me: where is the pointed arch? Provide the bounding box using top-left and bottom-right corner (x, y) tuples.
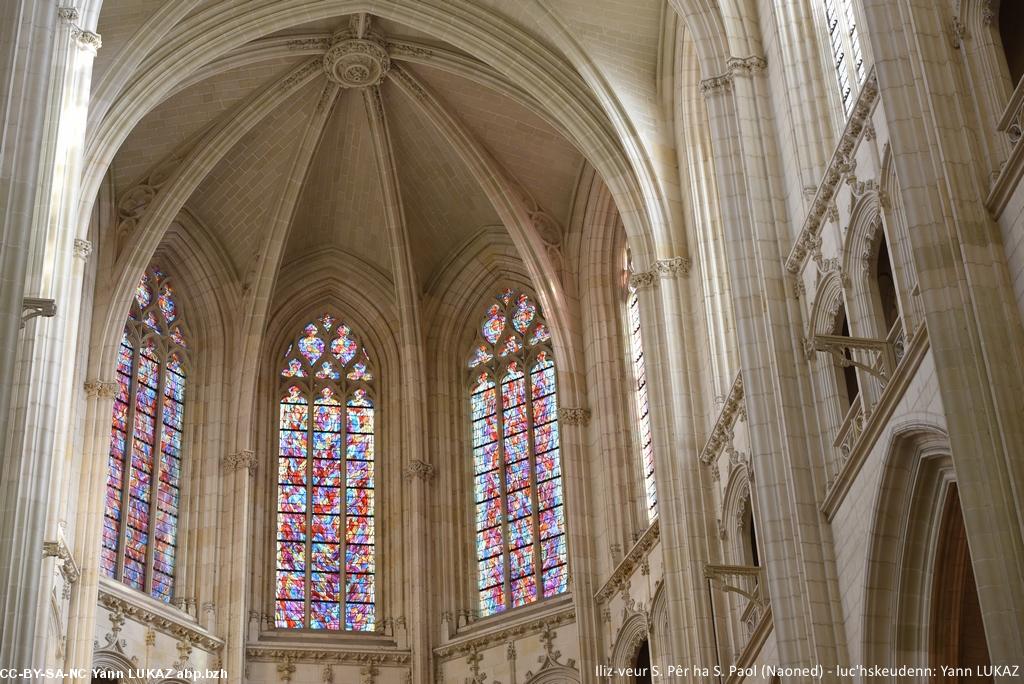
(100, 265), (190, 602)
(272, 312), (379, 632)
(467, 289), (567, 616)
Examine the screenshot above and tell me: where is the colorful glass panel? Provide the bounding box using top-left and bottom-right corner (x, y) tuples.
(275, 315), (376, 631)
(468, 291), (566, 616)
(102, 267), (187, 603)
(628, 292), (657, 519)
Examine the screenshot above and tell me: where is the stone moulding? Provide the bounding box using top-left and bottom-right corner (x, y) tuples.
(699, 373), (744, 465)
(785, 67), (880, 274)
(698, 55), (768, 96)
(628, 256), (692, 290)
(245, 646), (411, 666)
(594, 518), (660, 603)
(97, 582), (223, 652)
(433, 606), (576, 660)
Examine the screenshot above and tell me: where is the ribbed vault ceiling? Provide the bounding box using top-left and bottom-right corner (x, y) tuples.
(106, 12), (585, 291)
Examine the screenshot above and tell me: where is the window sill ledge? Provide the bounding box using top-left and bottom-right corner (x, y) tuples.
(435, 594), (575, 659)
(97, 577), (222, 652)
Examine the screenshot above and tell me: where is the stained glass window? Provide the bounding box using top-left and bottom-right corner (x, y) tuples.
(823, 0), (866, 114)
(102, 266), (188, 603)
(467, 289), (567, 617)
(628, 291), (657, 520)
(275, 314), (376, 632)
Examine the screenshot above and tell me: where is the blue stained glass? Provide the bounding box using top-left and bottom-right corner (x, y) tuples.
(478, 554), (504, 588)
(476, 498), (503, 529)
(511, 575), (537, 607)
(474, 442), (499, 474)
(538, 478), (562, 509)
(475, 471), (501, 502)
(506, 459), (530, 491)
(345, 604), (374, 632)
(346, 544), (374, 573)
(314, 432), (342, 459)
(538, 506), (564, 539)
(534, 422), (559, 453)
(480, 585), (505, 616)
(477, 526), (503, 558)
(508, 516), (533, 548)
(542, 536), (566, 568)
(346, 574), (374, 602)
(276, 315), (378, 629)
(311, 543), (339, 571)
(346, 434), (373, 460)
(504, 432), (528, 462)
(312, 459), (340, 486)
(510, 545), (534, 577)
(542, 565), (567, 597)
(507, 489), (532, 520)
(346, 460), (373, 488)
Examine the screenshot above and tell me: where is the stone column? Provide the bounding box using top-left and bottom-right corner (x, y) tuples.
(64, 379), (118, 674)
(700, 56), (850, 676)
(630, 257), (717, 680)
(0, 3), (99, 670)
(220, 450), (256, 684)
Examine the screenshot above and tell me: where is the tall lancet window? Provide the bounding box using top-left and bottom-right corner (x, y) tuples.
(275, 314), (376, 632)
(467, 289), (568, 617)
(101, 266), (188, 602)
(628, 290), (657, 520)
(823, 0), (866, 113)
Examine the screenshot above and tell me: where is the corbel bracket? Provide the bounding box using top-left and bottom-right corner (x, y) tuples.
(811, 332), (892, 381)
(22, 297), (57, 328)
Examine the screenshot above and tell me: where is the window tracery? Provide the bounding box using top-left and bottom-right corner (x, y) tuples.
(627, 290), (657, 521)
(467, 289), (568, 617)
(275, 314), (376, 632)
(101, 266), (188, 602)
(823, 0), (866, 113)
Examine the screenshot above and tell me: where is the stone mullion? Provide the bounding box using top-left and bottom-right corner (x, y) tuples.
(143, 353), (170, 596)
(304, 386), (314, 628)
(522, 357), (544, 603)
(861, 0), (1024, 665)
(702, 65), (849, 674)
(114, 338), (142, 582)
(496, 375), (513, 610)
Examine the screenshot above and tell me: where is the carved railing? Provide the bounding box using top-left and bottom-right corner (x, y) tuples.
(888, 319), (906, 367)
(998, 73), (1024, 150)
(833, 392), (865, 468)
(704, 564), (768, 664)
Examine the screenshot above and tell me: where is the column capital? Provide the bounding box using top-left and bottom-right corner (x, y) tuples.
(403, 460), (435, 481)
(223, 450), (257, 475)
(73, 238), (93, 261)
(629, 256), (691, 290)
(558, 407), (592, 427)
(84, 379), (117, 398)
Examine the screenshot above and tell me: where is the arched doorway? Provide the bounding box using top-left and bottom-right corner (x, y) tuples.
(633, 638), (653, 684)
(930, 485), (992, 683)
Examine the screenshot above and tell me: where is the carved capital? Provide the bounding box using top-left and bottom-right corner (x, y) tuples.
(84, 379), (118, 399)
(628, 270), (657, 290)
(58, 7), (80, 23)
(403, 460), (435, 481)
(73, 238), (93, 261)
(558, 407), (591, 426)
(71, 28), (102, 53)
(223, 450), (257, 475)
(654, 256), (691, 278)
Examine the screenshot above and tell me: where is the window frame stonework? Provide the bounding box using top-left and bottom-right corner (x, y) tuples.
(466, 288), (569, 618)
(101, 265), (190, 603)
(270, 312), (379, 633)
